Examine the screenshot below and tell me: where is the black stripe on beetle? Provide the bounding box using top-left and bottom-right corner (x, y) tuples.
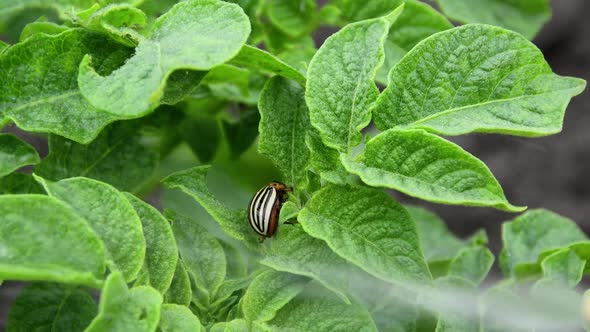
(249, 187), (268, 233)
(247, 181), (290, 239)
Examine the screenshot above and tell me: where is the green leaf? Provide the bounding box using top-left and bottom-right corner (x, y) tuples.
(267, 283), (378, 331)
(161, 164), (259, 226)
(20, 21), (68, 41)
(258, 76), (310, 189)
(1, 1), (94, 12)
(447, 246), (494, 285)
(326, 0), (401, 23)
(160, 70), (207, 105)
(77, 38), (159, 118)
(500, 209), (588, 276)
(260, 226), (352, 304)
(260, 18), (313, 55)
(0, 195), (105, 287)
(370, 292), (418, 332)
(373, 24), (586, 137)
(404, 205), (493, 281)
(180, 109), (222, 163)
(305, 130), (350, 185)
(74, 4), (147, 47)
(222, 106), (261, 159)
(206, 68), (266, 107)
(201, 65), (252, 104)
(220, 242), (248, 279)
(299, 184), (431, 285)
(36, 123), (158, 192)
(203, 65), (249, 98)
(229, 0), (265, 41)
(226, 305), (240, 323)
(266, 0), (316, 37)
(169, 210), (226, 295)
(322, 0), (451, 85)
(230, 45), (306, 86)
(376, 1), (452, 84)
(0, 134), (40, 177)
(278, 200), (300, 224)
(210, 296), (240, 324)
(436, 0), (550, 39)
(158, 304), (202, 332)
(85, 271), (163, 332)
(6, 283), (97, 332)
(0, 1), (93, 19)
(211, 277), (251, 306)
(0, 6), (58, 43)
(0, 173), (44, 194)
(210, 319), (250, 332)
(39, 177), (146, 282)
(164, 260), (192, 306)
(79, 0), (251, 117)
(125, 193), (178, 294)
(317, 4), (340, 25)
(242, 270), (308, 323)
(539, 248), (585, 288)
(306, 5), (403, 153)
(342, 129), (524, 212)
(162, 166), (259, 247)
(276, 42), (316, 75)
(137, 0), (179, 22)
(71, 3), (100, 20)
(406, 205), (465, 262)
(0, 29), (132, 143)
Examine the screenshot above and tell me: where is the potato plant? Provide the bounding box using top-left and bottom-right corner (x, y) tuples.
(0, 0), (587, 331)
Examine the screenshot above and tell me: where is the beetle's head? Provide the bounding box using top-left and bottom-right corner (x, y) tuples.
(269, 181), (290, 191)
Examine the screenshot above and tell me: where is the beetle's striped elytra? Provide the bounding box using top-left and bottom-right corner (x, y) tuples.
(248, 181), (291, 239)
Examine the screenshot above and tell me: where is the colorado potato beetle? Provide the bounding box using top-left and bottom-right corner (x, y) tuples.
(247, 181), (291, 239)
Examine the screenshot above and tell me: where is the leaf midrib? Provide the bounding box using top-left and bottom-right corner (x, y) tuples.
(408, 85), (579, 128)
(344, 157), (507, 205)
(8, 90), (81, 113)
(347, 56), (371, 152)
(79, 134), (129, 177)
(50, 288), (74, 332)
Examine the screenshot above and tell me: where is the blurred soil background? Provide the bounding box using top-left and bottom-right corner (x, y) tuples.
(1, 0), (589, 328)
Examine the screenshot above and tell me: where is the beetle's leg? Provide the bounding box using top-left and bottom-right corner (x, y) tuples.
(258, 236), (266, 243)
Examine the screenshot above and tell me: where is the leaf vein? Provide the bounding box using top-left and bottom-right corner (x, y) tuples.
(9, 91), (81, 113)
